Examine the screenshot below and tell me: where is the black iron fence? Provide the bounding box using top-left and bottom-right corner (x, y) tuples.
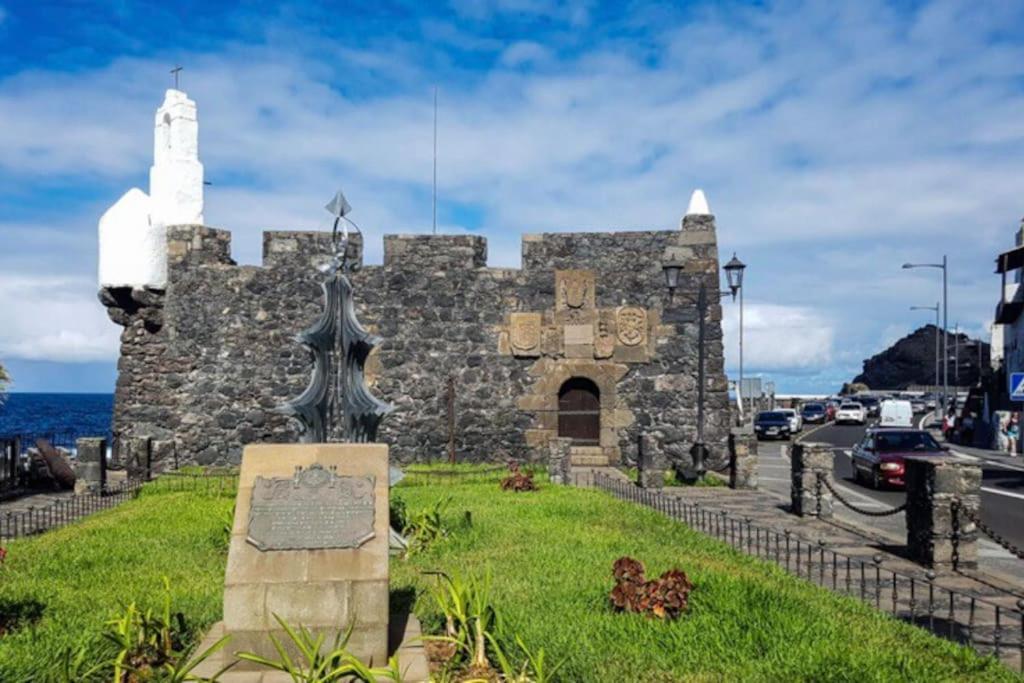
(0, 470), (239, 542)
(594, 471), (1024, 672)
(0, 480), (141, 540)
(0, 437), (18, 491)
(400, 464), (519, 487)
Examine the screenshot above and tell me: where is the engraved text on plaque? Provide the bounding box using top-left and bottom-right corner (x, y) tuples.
(247, 463), (376, 551)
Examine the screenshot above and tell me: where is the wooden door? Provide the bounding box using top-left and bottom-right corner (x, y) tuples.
(558, 378), (600, 445)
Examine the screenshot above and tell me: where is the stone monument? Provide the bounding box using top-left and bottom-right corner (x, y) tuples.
(193, 194), (425, 681)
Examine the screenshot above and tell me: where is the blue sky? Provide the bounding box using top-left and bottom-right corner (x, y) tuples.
(1, 0), (1023, 394)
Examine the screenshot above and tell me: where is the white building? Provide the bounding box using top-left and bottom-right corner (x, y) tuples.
(993, 221), (1024, 394)
(98, 89), (205, 290)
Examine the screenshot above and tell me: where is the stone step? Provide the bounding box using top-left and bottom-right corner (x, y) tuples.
(571, 454), (610, 466)
(570, 446), (604, 455)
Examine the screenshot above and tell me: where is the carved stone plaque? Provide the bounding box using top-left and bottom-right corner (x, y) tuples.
(510, 312), (542, 355)
(555, 270), (595, 311)
(247, 464), (375, 551)
(616, 307), (647, 346)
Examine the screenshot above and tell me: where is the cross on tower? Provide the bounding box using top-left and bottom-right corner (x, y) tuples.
(170, 66), (183, 89)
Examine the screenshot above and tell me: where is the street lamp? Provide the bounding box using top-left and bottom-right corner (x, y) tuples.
(723, 254), (747, 414)
(910, 303), (940, 395)
(662, 259), (684, 305)
(903, 256), (948, 411)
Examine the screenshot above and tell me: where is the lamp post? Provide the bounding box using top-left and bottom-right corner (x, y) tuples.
(661, 254), (745, 476)
(910, 303), (940, 394)
(903, 256), (948, 410)
(723, 254), (746, 413)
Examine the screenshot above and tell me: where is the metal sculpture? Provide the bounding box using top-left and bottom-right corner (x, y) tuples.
(276, 191), (393, 443)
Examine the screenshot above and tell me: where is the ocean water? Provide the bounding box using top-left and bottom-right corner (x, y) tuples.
(0, 393), (114, 443)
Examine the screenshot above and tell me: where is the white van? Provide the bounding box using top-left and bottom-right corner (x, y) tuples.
(879, 399), (913, 428)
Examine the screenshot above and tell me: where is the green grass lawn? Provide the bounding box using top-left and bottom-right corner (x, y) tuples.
(0, 472), (1017, 681)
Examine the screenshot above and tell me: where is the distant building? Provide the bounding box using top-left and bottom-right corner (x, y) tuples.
(993, 221), (1024, 390)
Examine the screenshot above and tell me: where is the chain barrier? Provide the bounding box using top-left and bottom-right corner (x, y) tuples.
(816, 472), (908, 517)
(954, 499), (1024, 561)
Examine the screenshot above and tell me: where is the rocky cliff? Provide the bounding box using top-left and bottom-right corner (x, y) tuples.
(850, 325), (990, 390)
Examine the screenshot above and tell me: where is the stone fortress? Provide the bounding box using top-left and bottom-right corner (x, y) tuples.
(98, 89), (731, 472)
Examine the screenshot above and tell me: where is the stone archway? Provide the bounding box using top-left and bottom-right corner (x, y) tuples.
(518, 358), (634, 464)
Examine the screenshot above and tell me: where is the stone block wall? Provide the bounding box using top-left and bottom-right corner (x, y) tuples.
(102, 216), (729, 467)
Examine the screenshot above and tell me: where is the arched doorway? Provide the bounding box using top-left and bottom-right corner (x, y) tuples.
(558, 377), (600, 445)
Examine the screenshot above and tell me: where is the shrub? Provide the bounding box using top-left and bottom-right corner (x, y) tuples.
(499, 463), (537, 492)
(609, 556), (693, 620)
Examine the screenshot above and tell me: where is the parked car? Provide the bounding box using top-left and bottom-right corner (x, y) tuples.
(850, 428), (947, 488)
(801, 402), (827, 424)
(910, 399), (927, 414)
(879, 399), (914, 428)
(835, 402), (866, 425)
(778, 408), (803, 433)
(755, 411), (792, 441)
(924, 394), (937, 410)
(857, 395), (881, 417)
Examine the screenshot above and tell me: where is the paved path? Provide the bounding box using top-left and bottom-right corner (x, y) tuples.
(756, 418), (1024, 586)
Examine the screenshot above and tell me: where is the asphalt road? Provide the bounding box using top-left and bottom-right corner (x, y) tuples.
(800, 418), (1024, 551)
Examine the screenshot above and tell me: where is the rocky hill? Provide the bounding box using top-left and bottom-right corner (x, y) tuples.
(849, 325), (990, 390)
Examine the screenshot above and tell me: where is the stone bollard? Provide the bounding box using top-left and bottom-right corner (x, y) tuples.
(124, 436), (153, 481)
(547, 437), (573, 485)
(728, 426), (758, 490)
(638, 434), (666, 489)
(151, 439), (178, 476)
(74, 437), (107, 494)
(790, 442), (833, 518)
(905, 456), (981, 569)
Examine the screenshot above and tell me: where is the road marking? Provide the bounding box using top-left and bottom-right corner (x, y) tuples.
(759, 476), (791, 483)
(981, 486), (1024, 501)
(795, 422), (829, 443)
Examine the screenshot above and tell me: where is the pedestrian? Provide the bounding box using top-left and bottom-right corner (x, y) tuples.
(962, 411), (976, 447)
(1008, 416), (1019, 456)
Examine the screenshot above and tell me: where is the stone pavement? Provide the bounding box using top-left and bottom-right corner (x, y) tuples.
(756, 439), (1024, 588)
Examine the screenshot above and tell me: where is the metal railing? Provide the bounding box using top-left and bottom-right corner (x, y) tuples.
(0, 470), (239, 541)
(401, 464), (519, 487)
(0, 480), (142, 540)
(594, 471), (1024, 671)
(0, 437), (19, 492)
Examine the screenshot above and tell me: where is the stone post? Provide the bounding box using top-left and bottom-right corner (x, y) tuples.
(547, 437), (573, 485)
(728, 426), (758, 490)
(74, 437), (106, 494)
(151, 439), (178, 476)
(638, 433), (666, 489)
(125, 435), (153, 481)
(790, 442), (833, 518)
(905, 456), (981, 569)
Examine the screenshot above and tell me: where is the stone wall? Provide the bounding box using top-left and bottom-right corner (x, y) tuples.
(102, 215), (729, 468)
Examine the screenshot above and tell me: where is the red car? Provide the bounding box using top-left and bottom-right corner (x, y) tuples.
(850, 428), (948, 488)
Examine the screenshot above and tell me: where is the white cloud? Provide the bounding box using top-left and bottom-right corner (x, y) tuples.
(0, 275), (120, 362)
(722, 302), (834, 372)
(0, 0), (1021, 389)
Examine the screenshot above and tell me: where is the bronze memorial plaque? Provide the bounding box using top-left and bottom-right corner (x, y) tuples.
(247, 463), (376, 551)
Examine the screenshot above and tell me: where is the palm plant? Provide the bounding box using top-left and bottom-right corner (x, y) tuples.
(235, 613), (403, 682)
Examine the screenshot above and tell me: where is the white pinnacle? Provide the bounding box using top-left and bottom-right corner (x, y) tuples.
(686, 189), (711, 216)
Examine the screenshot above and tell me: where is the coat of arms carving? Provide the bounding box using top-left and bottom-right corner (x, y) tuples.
(510, 313), (542, 354)
(555, 270), (595, 311)
(616, 307), (647, 346)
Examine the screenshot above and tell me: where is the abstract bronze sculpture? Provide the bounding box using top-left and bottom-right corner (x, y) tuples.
(276, 191), (393, 443)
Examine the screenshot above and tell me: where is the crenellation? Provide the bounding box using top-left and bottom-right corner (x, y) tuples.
(383, 234), (488, 270)
(107, 223), (729, 469)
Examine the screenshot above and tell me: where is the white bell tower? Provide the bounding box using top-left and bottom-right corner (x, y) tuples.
(98, 88), (205, 289)
(150, 89), (204, 227)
